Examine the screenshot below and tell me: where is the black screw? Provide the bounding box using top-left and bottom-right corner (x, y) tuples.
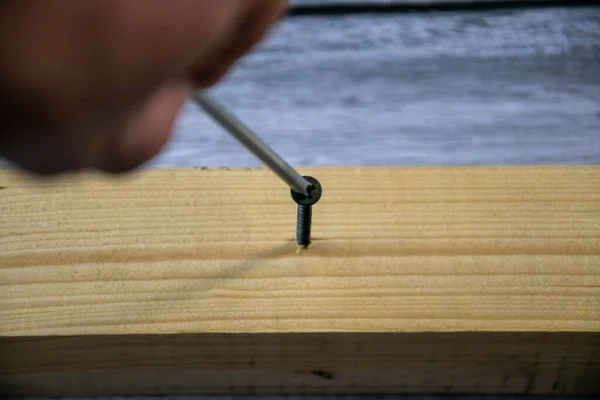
(291, 176), (323, 248)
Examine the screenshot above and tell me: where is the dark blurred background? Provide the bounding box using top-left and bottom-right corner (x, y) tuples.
(149, 0), (600, 169)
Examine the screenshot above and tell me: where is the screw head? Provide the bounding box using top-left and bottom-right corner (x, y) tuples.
(291, 176), (322, 206)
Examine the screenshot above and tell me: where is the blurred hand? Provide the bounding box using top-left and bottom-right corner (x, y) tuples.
(0, 0), (287, 174)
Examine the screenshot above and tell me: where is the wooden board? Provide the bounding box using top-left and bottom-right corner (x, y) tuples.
(1, 166), (599, 396)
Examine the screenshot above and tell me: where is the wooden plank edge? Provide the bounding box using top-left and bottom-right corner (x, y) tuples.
(1, 332), (599, 397)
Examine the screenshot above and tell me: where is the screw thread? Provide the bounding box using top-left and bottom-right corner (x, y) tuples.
(296, 204), (312, 247)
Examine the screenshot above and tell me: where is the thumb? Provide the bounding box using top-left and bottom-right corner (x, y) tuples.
(93, 80), (190, 173)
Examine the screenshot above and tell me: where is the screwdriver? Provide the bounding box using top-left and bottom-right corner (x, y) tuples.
(191, 91), (323, 247)
(192, 91), (311, 196)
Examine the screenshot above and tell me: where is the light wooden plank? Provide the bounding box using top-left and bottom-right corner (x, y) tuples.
(1, 166), (599, 396)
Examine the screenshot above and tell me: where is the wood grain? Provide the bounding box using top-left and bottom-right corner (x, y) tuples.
(1, 166), (599, 396)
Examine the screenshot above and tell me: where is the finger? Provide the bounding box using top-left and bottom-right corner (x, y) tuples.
(94, 80), (189, 174)
(190, 0), (288, 88)
(0, 80), (188, 175)
(0, 0), (284, 131)
(0, 0), (287, 175)
(0, 132), (88, 176)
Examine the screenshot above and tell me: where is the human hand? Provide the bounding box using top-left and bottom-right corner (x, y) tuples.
(0, 0), (287, 174)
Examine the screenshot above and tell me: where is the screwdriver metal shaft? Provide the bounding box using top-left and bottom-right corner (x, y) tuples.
(191, 91), (312, 196)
